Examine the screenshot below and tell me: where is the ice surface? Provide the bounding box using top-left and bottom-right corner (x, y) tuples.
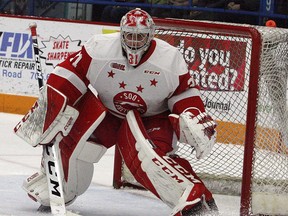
(0, 112), (240, 216)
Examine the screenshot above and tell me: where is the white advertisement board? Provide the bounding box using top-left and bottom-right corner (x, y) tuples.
(0, 16), (119, 97)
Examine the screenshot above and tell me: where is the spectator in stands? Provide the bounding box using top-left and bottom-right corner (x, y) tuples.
(276, 0), (288, 15)
(198, 0), (226, 8)
(101, 6), (130, 23)
(148, 0), (170, 19)
(2, 0), (28, 15)
(14, 0), (28, 15)
(225, 0), (260, 25)
(149, 0), (190, 19)
(227, 0), (259, 11)
(101, 0), (144, 23)
(184, 0), (226, 21)
(274, 0), (288, 28)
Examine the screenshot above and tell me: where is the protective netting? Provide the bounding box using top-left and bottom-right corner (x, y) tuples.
(250, 26), (288, 215)
(118, 20), (288, 215)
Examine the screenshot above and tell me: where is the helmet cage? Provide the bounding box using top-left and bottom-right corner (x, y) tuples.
(120, 9), (155, 66)
(122, 31), (149, 51)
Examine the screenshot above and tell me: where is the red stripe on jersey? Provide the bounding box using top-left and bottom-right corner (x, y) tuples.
(170, 72), (204, 115)
(137, 39), (156, 67)
(47, 73), (83, 105)
(58, 46), (92, 83)
(47, 46), (93, 105)
(173, 72), (200, 96)
(172, 96), (205, 116)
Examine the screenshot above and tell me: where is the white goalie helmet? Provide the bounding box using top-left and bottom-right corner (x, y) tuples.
(120, 8), (155, 66)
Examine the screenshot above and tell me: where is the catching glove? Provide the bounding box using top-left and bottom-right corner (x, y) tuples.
(169, 110), (217, 159)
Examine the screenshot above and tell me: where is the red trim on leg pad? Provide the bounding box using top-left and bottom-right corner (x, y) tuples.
(117, 110), (159, 197)
(117, 110), (218, 215)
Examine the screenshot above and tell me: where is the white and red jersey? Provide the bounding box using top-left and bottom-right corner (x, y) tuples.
(47, 32), (205, 118)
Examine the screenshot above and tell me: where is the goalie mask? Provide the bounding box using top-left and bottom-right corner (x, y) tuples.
(120, 8), (155, 66)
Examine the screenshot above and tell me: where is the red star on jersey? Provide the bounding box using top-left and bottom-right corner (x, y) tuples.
(150, 78), (158, 86)
(108, 70), (115, 78)
(119, 81), (127, 89)
(136, 85), (144, 93)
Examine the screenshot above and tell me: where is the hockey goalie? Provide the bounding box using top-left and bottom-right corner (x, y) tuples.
(14, 8), (218, 216)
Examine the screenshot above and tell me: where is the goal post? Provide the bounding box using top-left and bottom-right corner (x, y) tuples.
(113, 18), (288, 215)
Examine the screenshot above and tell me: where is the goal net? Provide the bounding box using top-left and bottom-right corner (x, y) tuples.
(113, 18), (288, 215)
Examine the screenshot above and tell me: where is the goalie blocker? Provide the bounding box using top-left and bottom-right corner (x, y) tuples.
(17, 85), (108, 206)
(14, 84), (79, 146)
(118, 110), (218, 216)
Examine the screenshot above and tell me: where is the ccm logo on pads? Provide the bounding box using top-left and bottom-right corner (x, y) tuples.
(152, 156), (201, 184)
(27, 172), (40, 183)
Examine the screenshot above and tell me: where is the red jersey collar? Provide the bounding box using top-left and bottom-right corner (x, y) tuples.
(136, 39), (156, 67)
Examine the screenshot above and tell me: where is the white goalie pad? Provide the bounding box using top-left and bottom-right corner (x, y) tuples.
(22, 142), (107, 208)
(14, 85), (79, 147)
(178, 112), (217, 159)
(118, 110), (203, 210)
(22, 171), (50, 206)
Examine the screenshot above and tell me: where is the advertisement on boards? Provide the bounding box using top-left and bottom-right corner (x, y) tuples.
(156, 30), (252, 123)
(0, 16), (119, 97)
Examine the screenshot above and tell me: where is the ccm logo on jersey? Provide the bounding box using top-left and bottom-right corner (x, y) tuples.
(152, 156), (201, 184)
(144, 70), (160, 75)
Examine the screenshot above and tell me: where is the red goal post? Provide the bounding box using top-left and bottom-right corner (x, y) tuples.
(113, 18), (288, 216)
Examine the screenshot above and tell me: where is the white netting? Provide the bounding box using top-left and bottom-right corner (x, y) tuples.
(251, 26), (288, 215)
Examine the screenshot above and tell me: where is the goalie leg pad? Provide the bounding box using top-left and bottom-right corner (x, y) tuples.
(58, 88), (107, 203)
(22, 171), (50, 206)
(59, 140), (107, 204)
(23, 141), (107, 207)
(117, 110), (209, 210)
(59, 87), (107, 180)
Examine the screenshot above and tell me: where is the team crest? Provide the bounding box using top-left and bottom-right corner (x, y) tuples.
(113, 91), (147, 115)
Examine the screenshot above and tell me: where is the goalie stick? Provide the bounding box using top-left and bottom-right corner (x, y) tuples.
(29, 22), (79, 216)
